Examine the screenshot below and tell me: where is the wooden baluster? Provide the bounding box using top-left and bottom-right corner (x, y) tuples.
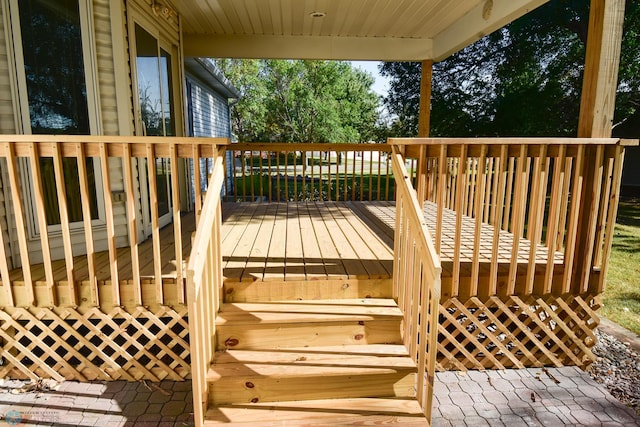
(470, 145), (487, 297)
(241, 150), (247, 201)
(484, 157), (494, 223)
(595, 145), (624, 293)
(490, 145), (508, 296)
(267, 150), (273, 201)
(249, 151), (256, 201)
(435, 145), (447, 256)
(170, 144), (184, 303)
(575, 144), (604, 293)
(4, 143), (33, 305)
(293, 151), (299, 202)
(556, 156), (573, 252)
(284, 151), (290, 201)
(76, 143), (98, 306)
(222, 151), (229, 200)
(507, 145), (528, 295)
(562, 148), (585, 293)
(448, 158), (457, 210)
(28, 143), (55, 305)
(351, 151), (357, 201)
(376, 151), (382, 202)
(52, 143), (76, 306)
(0, 156), (14, 306)
(503, 157), (515, 232)
(99, 143), (119, 306)
(593, 148), (614, 269)
(385, 150), (391, 201)
(360, 150), (365, 201)
(193, 145), (202, 224)
(467, 157), (476, 217)
(452, 145), (468, 297)
(276, 150), (281, 201)
(123, 143), (141, 306)
(368, 152), (374, 202)
(259, 151), (265, 202)
(146, 144), (163, 304)
(526, 145), (548, 295)
(544, 145), (567, 295)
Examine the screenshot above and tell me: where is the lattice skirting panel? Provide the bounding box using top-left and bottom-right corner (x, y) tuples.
(0, 306), (190, 382)
(437, 294), (600, 371)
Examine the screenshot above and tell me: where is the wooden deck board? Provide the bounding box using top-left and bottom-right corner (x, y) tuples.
(3, 213), (197, 308)
(221, 202), (393, 284)
(5, 201), (564, 306)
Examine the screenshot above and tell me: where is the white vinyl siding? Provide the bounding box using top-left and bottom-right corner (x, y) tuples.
(186, 74), (234, 196)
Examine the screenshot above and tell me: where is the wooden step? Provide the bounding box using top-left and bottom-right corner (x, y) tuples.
(222, 278), (394, 303)
(216, 300), (403, 350)
(207, 346), (417, 405)
(204, 397), (427, 426)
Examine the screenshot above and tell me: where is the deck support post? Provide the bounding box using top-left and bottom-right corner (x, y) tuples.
(573, 0), (625, 294)
(416, 60), (433, 205)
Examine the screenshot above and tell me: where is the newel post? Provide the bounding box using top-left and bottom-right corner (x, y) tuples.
(573, 0), (626, 294)
(416, 59), (433, 204)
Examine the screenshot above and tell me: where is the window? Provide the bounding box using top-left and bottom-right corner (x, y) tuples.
(135, 23), (175, 136)
(12, 0), (101, 227)
(18, 0), (90, 134)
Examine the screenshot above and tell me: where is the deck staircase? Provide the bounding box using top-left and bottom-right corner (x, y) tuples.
(203, 287), (428, 425)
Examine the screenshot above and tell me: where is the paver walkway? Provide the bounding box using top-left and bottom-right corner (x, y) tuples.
(432, 367), (639, 426)
(1, 368), (638, 426)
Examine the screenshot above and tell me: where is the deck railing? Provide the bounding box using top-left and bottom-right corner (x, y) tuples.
(225, 142), (398, 202)
(390, 144), (441, 422)
(392, 137), (635, 299)
(186, 152), (225, 427)
(0, 135), (228, 310)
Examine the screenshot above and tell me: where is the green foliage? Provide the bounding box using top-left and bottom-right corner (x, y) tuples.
(380, 0), (640, 138)
(601, 201), (640, 335)
(215, 59), (269, 141)
(216, 59), (380, 143)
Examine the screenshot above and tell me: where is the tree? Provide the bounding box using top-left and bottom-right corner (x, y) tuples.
(380, 0), (640, 138)
(215, 59), (269, 141)
(216, 60), (380, 143)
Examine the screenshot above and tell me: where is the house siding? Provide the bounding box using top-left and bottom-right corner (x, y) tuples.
(0, 2), (15, 134)
(186, 74), (235, 195)
(0, 3), (15, 268)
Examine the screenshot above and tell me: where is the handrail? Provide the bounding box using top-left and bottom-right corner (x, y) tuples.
(227, 142), (399, 202)
(389, 136), (627, 145)
(392, 137), (634, 299)
(0, 135), (229, 310)
(186, 151), (226, 427)
(390, 144), (441, 423)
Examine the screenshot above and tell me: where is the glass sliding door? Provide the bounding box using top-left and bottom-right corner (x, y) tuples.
(133, 22), (178, 230)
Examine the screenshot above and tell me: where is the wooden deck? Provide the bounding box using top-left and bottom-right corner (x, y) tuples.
(221, 202), (394, 283)
(221, 201), (564, 299)
(3, 200), (565, 307)
(6, 213), (196, 286)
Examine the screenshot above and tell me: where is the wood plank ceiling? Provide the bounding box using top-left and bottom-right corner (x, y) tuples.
(171, 0), (549, 60)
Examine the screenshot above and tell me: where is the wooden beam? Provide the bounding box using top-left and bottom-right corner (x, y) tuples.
(573, 0), (626, 294)
(578, 0), (626, 138)
(416, 60), (433, 204)
(184, 34), (433, 61)
(432, 0), (548, 60)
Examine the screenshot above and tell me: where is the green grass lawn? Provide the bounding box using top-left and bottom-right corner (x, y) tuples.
(601, 200), (640, 335)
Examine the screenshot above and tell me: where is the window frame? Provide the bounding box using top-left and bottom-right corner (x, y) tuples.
(6, 0), (106, 239)
(127, 3), (184, 235)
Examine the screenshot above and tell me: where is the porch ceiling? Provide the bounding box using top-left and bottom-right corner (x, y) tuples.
(175, 0), (548, 61)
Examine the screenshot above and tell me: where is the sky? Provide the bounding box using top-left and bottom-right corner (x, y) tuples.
(351, 61), (390, 98)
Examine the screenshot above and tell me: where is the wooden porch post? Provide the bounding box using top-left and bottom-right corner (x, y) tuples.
(416, 60), (433, 204)
(573, 0), (625, 294)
